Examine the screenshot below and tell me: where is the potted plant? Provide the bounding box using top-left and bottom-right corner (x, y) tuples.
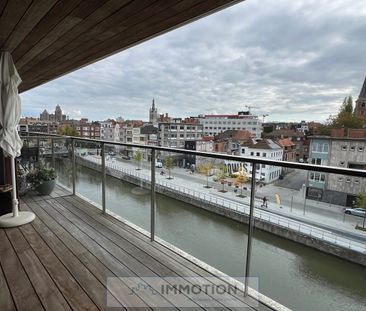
(27, 163), (57, 195)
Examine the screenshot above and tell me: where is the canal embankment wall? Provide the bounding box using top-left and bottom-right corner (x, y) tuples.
(76, 157), (366, 267)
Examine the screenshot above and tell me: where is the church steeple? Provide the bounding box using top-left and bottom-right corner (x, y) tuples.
(359, 77), (366, 99)
(149, 98), (158, 123)
(355, 76), (366, 118)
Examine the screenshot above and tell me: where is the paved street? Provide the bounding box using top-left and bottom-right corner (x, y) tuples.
(273, 169), (307, 190)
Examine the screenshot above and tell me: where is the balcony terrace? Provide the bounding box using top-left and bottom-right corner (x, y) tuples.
(1, 184), (271, 311)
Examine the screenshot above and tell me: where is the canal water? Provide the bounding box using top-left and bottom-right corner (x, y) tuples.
(56, 161), (366, 311)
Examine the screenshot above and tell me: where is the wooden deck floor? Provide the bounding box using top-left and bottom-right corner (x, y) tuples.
(0, 186), (272, 311)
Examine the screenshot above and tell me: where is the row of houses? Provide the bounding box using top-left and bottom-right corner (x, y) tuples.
(18, 116), (101, 139)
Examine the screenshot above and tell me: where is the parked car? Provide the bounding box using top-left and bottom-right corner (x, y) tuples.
(344, 208), (366, 217)
(121, 155), (131, 160)
(155, 161), (163, 168)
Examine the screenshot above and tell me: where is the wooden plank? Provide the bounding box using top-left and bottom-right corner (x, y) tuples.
(50, 198), (240, 310)
(24, 202), (136, 278)
(5, 227), (72, 311)
(33, 199), (182, 310)
(19, 0), (239, 92)
(0, 0), (32, 48)
(3, 0), (58, 52)
(6, 206), (102, 311)
(16, 0), (130, 70)
(18, 207), (111, 311)
(0, 229), (44, 311)
(68, 195), (270, 311)
(0, 257), (16, 311)
(12, 0), (84, 62)
(22, 203), (128, 310)
(20, 201), (161, 309)
(19, 0), (185, 83)
(18, 0), (153, 76)
(0, 0), (8, 20)
(59, 196), (261, 311)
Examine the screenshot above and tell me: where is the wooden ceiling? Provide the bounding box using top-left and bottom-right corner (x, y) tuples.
(0, 0), (242, 93)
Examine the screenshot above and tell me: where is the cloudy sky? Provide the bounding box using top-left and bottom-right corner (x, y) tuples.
(20, 0), (366, 122)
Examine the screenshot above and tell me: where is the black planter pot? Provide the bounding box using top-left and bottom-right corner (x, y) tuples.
(36, 179), (56, 195)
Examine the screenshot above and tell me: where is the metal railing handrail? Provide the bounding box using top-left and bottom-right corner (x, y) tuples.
(21, 132), (366, 178)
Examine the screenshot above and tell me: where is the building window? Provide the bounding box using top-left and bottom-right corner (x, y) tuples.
(256, 152), (260, 156)
(354, 179), (360, 184)
(250, 152), (254, 156)
(358, 147), (364, 152)
(346, 178), (351, 183)
(350, 146), (356, 151)
(311, 158), (321, 165)
(341, 146), (347, 151)
(338, 177), (343, 182)
(340, 161), (345, 166)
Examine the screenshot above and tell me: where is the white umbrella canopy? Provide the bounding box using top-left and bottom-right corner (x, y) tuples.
(0, 52), (23, 157)
(0, 51), (35, 227)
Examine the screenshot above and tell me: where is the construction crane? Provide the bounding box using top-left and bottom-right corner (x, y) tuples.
(262, 114), (269, 123)
(245, 105), (257, 113)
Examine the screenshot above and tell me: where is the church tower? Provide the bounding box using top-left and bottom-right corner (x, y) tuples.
(354, 77), (366, 117)
(149, 98), (158, 124)
(55, 105), (63, 122)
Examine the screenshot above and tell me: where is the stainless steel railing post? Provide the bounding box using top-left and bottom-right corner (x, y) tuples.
(51, 138), (55, 168)
(36, 136), (40, 162)
(150, 149), (156, 242)
(101, 143), (106, 214)
(245, 162), (257, 296)
(72, 139), (76, 195)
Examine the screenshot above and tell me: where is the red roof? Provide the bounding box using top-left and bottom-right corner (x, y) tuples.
(202, 136), (214, 141)
(277, 138), (296, 147)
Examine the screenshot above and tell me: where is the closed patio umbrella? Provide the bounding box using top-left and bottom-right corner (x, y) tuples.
(0, 51), (35, 227)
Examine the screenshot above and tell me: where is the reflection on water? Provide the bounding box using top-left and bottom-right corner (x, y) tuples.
(56, 160), (366, 311)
